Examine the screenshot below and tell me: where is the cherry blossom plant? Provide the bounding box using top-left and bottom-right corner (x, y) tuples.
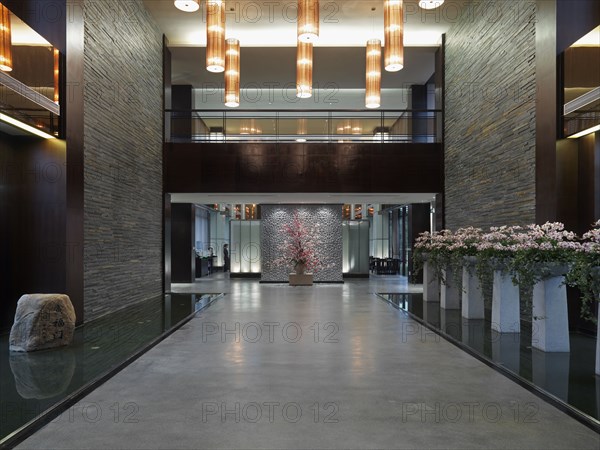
(566, 220), (600, 323)
(414, 229), (456, 282)
(271, 212), (322, 272)
(506, 222), (581, 288)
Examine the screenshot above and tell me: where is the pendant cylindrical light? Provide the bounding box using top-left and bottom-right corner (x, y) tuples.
(0, 3), (13, 72)
(419, 0), (444, 9)
(298, 0), (319, 43)
(296, 41), (313, 98)
(206, 0), (225, 73)
(365, 39), (381, 109)
(384, 0), (403, 72)
(225, 38), (240, 108)
(53, 48), (59, 103)
(174, 0), (200, 12)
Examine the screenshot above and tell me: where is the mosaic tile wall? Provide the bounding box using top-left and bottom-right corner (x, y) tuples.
(261, 205), (343, 283)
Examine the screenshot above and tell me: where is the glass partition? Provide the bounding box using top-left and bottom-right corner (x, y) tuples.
(230, 220), (261, 274)
(342, 220), (370, 274)
(166, 109), (442, 144)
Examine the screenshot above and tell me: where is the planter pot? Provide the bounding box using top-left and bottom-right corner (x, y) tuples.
(492, 269), (520, 334)
(532, 273), (570, 352)
(440, 267), (460, 309)
(294, 262), (307, 275)
(289, 273), (313, 286)
(462, 262), (485, 319)
(596, 302), (600, 376)
(538, 263), (570, 280)
(423, 261), (440, 302)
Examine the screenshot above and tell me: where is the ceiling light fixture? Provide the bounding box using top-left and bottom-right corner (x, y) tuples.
(296, 41), (313, 98)
(418, 0), (444, 9)
(365, 39), (381, 109)
(0, 113), (56, 139)
(206, 0), (225, 73)
(298, 0), (319, 43)
(0, 3), (13, 72)
(384, 0), (403, 72)
(224, 38), (240, 108)
(174, 0), (200, 12)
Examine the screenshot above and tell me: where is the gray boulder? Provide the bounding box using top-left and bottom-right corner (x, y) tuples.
(10, 294), (76, 352)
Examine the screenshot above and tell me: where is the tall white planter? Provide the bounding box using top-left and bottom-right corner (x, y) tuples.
(596, 303), (600, 376)
(462, 260), (485, 319)
(423, 261), (440, 302)
(492, 270), (520, 333)
(440, 267), (460, 309)
(532, 274), (570, 352)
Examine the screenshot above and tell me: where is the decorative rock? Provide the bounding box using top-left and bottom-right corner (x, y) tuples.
(423, 261), (440, 302)
(10, 294), (76, 352)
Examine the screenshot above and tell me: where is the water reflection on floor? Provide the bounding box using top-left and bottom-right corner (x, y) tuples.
(0, 293), (222, 442)
(377, 293), (600, 422)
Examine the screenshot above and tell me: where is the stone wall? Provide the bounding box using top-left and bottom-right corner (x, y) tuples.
(261, 205), (343, 283)
(82, 0), (163, 319)
(445, 1), (537, 229)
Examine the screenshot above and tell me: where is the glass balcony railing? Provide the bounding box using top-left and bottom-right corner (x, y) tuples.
(165, 109), (442, 144)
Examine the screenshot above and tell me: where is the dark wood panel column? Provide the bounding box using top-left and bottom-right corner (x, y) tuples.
(556, 138), (579, 232)
(164, 194), (172, 290)
(408, 203), (431, 283)
(163, 37), (172, 292)
(171, 203), (196, 283)
(411, 85), (428, 144)
(578, 132), (600, 231)
(172, 85), (193, 141)
(0, 136), (67, 333)
(535, 0), (558, 224)
(65, 0), (85, 324)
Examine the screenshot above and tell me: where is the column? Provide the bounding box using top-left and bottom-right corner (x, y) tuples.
(440, 267), (460, 309)
(491, 270), (520, 333)
(532, 275), (570, 352)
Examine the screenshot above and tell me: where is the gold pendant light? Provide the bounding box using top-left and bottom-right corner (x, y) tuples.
(365, 39), (381, 109)
(0, 3), (13, 72)
(298, 0), (319, 43)
(174, 0), (200, 12)
(384, 0), (403, 72)
(206, 0), (225, 73)
(296, 41), (313, 99)
(53, 48), (60, 103)
(224, 38), (240, 108)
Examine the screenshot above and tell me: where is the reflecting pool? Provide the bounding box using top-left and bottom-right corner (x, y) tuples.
(377, 293), (600, 423)
(0, 293), (222, 444)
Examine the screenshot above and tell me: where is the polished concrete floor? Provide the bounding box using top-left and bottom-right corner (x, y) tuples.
(18, 276), (600, 449)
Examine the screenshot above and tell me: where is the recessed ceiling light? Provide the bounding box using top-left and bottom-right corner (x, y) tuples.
(174, 0), (199, 13)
